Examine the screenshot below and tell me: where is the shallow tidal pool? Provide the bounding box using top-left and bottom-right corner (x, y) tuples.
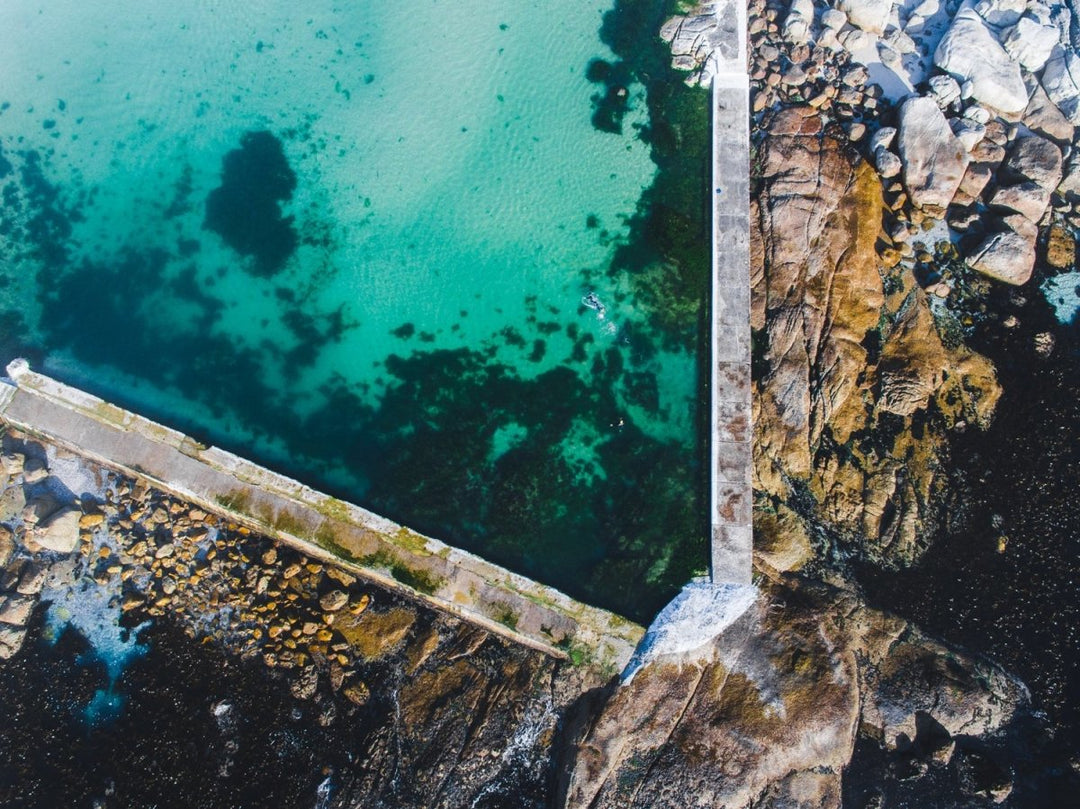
(0, 0), (708, 619)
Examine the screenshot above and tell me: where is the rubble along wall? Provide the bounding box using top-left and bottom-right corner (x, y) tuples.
(0, 359), (642, 672)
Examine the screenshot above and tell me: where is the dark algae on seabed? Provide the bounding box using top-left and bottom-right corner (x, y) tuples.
(0, 0), (710, 622)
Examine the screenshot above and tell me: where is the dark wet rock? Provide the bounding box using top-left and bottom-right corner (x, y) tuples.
(290, 665), (318, 700)
(954, 747), (1014, 802)
(566, 574), (1024, 808)
(22, 455), (48, 484)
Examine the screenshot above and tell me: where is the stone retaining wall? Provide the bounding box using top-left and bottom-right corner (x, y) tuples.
(0, 359), (642, 672)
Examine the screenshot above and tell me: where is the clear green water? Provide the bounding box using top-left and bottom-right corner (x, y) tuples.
(0, 0), (707, 619)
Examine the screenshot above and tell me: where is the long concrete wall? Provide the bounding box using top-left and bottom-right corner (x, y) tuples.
(0, 359), (643, 672)
(709, 0), (753, 585)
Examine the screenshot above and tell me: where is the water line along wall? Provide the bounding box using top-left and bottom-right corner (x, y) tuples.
(709, 0), (753, 585)
(0, 359), (643, 672)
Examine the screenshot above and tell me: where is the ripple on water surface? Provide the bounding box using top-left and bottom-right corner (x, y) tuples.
(0, 0), (707, 618)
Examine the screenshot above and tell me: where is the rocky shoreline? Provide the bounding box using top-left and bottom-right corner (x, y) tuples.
(2, 0), (1079, 806)
(0, 427), (593, 807)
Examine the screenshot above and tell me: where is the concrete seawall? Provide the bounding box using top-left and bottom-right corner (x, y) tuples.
(0, 359), (642, 672)
(709, 0), (753, 585)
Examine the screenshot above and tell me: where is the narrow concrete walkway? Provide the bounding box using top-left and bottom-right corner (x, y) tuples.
(0, 360), (643, 672)
(709, 0), (752, 585)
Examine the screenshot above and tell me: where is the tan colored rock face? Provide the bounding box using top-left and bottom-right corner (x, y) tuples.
(565, 575), (1024, 809)
(752, 110), (1000, 568)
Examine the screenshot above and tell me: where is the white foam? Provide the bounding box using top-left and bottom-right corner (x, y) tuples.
(1042, 270), (1080, 324)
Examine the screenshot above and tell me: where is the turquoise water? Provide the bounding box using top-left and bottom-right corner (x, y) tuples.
(0, 0), (707, 618)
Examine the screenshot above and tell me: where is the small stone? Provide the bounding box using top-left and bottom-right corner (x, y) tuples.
(342, 681), (371, 706)
(0, 595), (35, 626)
(781, 66), (806, 86)
(79, 513), (105, 529)
(350, 593), (372, 615)
(155, 543), (175, 559)
(0, 526), (14, 568)
(847, 123), (867, 142)
(1034, 332), (1055, 357)
(121, 597), (143, 612)
(1045, 223), (1076, 268)
(22, 456), (48, 484)
(875, 148), (903, 179)
(326, 567), (357, 587)
(319, 590), (349, 612)
(870, 126), (897, 153)
(821, 8), (847, 29)
(35, 507), (80, 554)
(928, 74), (962, 108)
(0, 625), (27, 660)
(0, 453), (24, 476)
(16, 562), (48, 595)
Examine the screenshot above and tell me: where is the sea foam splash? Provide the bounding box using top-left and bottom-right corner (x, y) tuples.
(41, 538), (149, 724)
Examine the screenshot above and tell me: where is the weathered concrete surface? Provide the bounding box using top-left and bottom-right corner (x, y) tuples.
(0, 360), (643, 672)
(710, 9), (752, 586)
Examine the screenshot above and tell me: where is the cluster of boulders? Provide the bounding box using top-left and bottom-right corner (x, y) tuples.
(828, 0), (1080, 286)
(83, 474), (404, 708)
(0, 429), (418, 709)
(0, 440), (83, 659)
(667, 0), (1080, 290)
(663, 0), (889, 127)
